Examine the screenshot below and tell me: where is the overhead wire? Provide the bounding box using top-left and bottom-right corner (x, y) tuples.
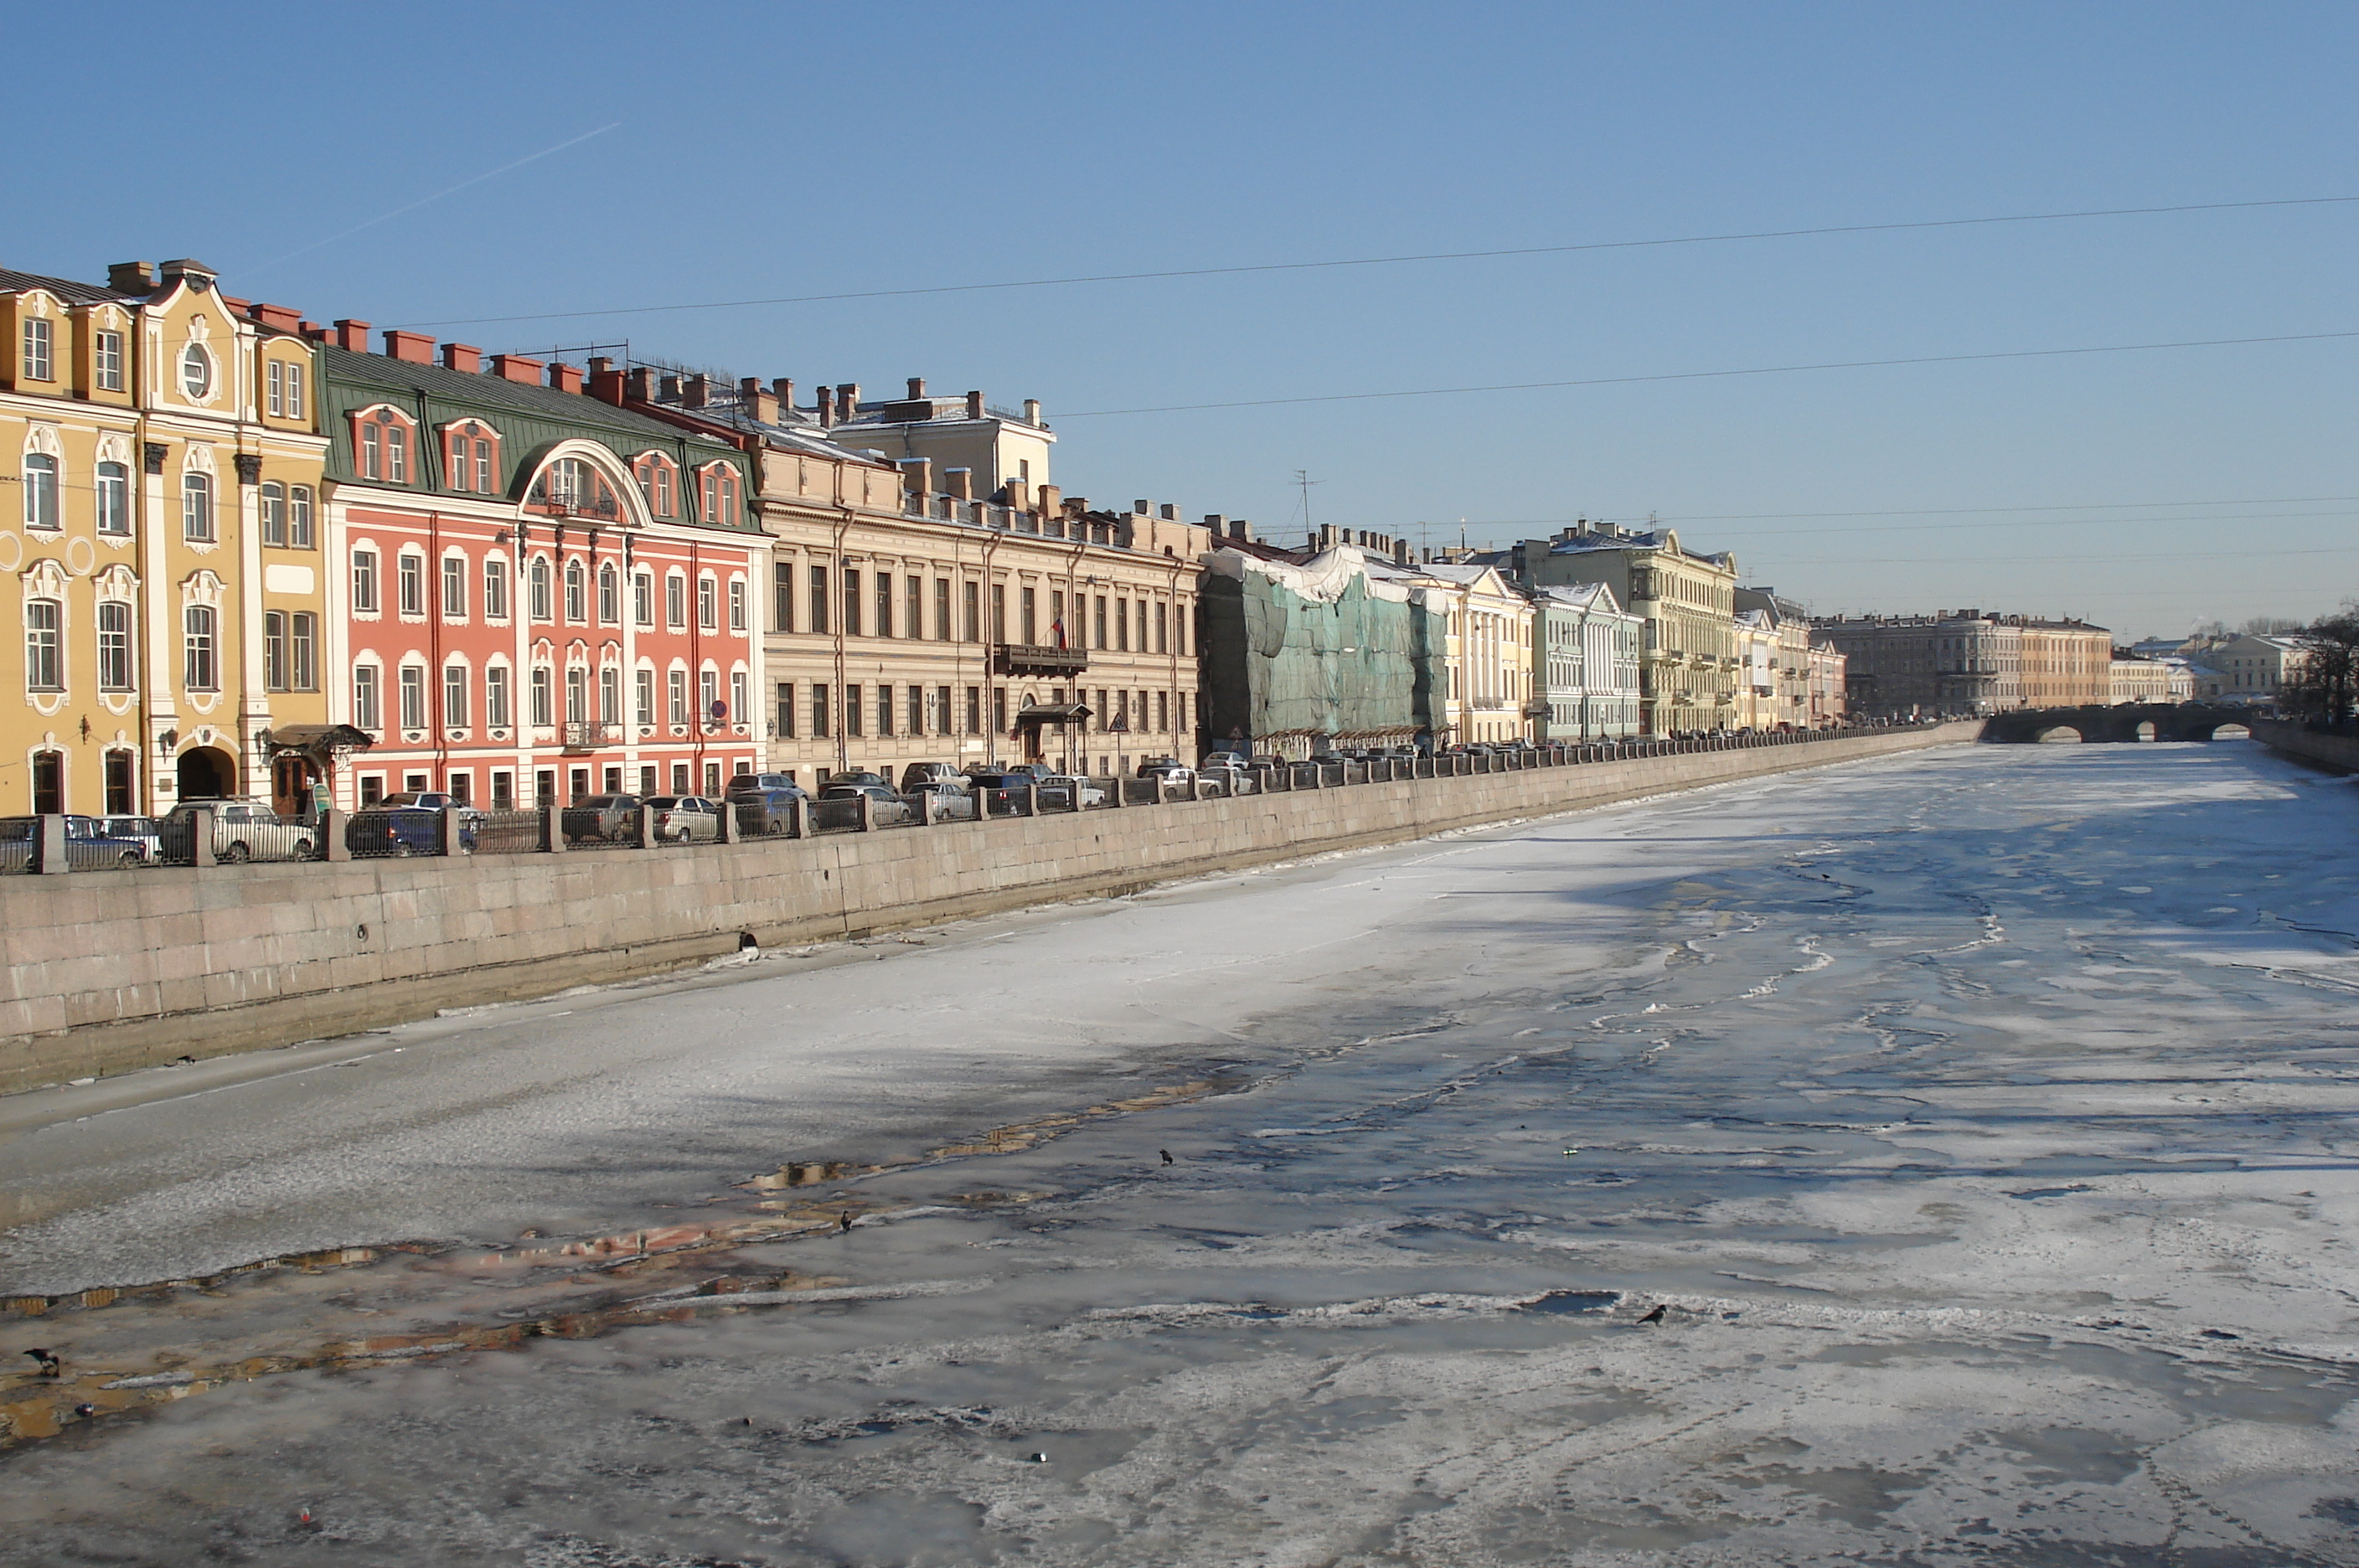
(386, 193), (2359, 330)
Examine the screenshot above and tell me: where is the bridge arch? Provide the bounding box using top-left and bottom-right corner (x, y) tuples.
(2036, 725), (2083, 744)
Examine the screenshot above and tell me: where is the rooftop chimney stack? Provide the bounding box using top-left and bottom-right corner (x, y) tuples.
(488, 353), (543, 384)
(744, 378), (778, 423)
(906, 376), (926, 400)
(441, 343), (483, 374)
(1023, 398), (1041, 425)
(382, 329), (435, 364)
(333, 319), (371, 353)
(772, 377), (794, 409)
(624, 368), (656, 402)
(944, 467), (973, 502)
(965, 389), (984, 419)
(1203, 513), (1227, 534)
(107, 261), (158, 292)
(682, 374), (710, 409)
(836, 383), (859, 418)
(549, 362), (585, 394)
(1159, 503), (1177, 521)
(816, 386), (834, 424)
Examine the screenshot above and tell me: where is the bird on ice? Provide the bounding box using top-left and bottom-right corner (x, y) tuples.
(1159, 1150), (1174, 1165)
(22, 1349), (59, 1377)
(1636, 1304), (1667, 1324)
(837, 1213), (854, 1233)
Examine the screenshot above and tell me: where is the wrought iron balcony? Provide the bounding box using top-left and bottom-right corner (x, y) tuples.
(561, 720), (617, 754)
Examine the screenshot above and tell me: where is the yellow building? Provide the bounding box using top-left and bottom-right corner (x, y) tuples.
(1511, 523), (1739, 735)
(1, 259), (329, 816)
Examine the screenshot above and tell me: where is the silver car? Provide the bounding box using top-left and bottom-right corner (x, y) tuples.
(639, 797), (720, 843)
(160, 800), (318, 863)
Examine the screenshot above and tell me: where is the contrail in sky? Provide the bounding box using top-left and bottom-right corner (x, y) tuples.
(245, 122), (622, 275)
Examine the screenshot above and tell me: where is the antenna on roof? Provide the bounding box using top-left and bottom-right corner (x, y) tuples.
(1291, 469), (1323, 531)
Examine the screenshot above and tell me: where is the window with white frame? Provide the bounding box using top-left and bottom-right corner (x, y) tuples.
(564, 560), (586, 622)
(25, 601), (61, 691)
(529, 557), (551, 621)
(180, 343), (213, 400)
(731, 670), (748, 725)
(598, 564), (618, 624)
(96, 601), (132, 692)
(183, 605), (218, 692)
(698, 576), (717, 630)
(483, 556), (508, 620)
(93, 330), (123, 392)
(399, 664), (426, 730)
(565, 668), (587, 725)
(397, 552), (424, 616)
(529, 666), (552, 726)
(667, 668), (688, 726)
(634, 571), (653, 627)
(352, 548), (379, 612)
(701, 668), (720, 724)
(599, 667), (619, 724)
(352, 663), (380, 730)
(666, 573), (686, 628)
(290, 611), (315, 690)
(485, 665), (511, 729)
(260, 482), (286, 545)
(443, 663), (469, 729)
(634, 668), (655, 727)
(441, 555), (467, 618)
(22, 319), (53, 382)
(21, 453), (58, 529)
(95, 462), (129, 534)
(182, 472), (214, 541)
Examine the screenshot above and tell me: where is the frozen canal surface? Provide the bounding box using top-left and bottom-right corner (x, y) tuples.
(3, 740), (2358, 1566)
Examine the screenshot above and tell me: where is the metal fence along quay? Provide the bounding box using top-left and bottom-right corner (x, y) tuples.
(0, 725), (1946, 875)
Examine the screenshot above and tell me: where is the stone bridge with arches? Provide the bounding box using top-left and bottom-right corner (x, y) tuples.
(1980, 704), (2257, 744)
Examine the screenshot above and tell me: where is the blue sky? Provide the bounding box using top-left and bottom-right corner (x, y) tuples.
(14, 1), (2355, 637)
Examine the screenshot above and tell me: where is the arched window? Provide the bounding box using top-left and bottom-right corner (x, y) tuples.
(636, 456), (674, 518)
(717, 469), (738, 522)
(21, 453), (58, 529)
(529, 557), (552, 622)
(182, 472), (214, 542)
(564, 560), (586, 622)
(530, 456), (619, 519)
(260, 481), (286, 545)
(183, 605), (218, 692)
(24, 601), (61, 691)
(598, 563), (619, 624)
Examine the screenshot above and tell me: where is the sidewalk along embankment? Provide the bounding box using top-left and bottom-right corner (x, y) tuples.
(2250, 717), (2359, 774)
(0, 722), (1980, 1094)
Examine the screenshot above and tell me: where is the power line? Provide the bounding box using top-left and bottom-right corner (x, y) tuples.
(1742, 543), (2359, 568)
(386, 193), (2359, 331)
(1456, 493), (2359, 525)
(1056, 330), (2359, 418)
(1469, 507), (2359, 542)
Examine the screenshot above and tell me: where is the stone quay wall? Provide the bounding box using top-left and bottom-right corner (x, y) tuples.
(2251, 718), (2359, 774)
(0, 723), (1981, 1094)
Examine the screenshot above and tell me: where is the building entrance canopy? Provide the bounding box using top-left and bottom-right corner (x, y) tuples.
(1014, 703), (1092, 727)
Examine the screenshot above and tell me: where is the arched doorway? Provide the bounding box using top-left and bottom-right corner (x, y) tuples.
(177, 746), (236, 800)
(2036, 726), (2083, 744)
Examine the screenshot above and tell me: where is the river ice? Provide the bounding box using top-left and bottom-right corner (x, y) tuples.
(1, 740), (2356, 1566)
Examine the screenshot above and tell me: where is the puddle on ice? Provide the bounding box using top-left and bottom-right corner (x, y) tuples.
(2, 745), (2358, 1565)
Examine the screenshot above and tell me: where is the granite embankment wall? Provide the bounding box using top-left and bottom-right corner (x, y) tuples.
(2251, 718), (2359, 773)
(0, 722), (1980, 1093)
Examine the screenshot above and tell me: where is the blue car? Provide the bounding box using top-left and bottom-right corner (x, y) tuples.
(347, 805), (477, 857)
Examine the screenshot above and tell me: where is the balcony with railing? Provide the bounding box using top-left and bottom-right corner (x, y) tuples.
(994, 642), (1090, 677)
(561, 720), (618, 754)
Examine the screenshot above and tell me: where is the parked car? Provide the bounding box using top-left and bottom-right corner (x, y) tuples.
(1036, 774), (1107, 808)
(347, 802), (478, 857)
(731, 785), (809, 835)
(157, 800), (318, 864)
(1201, 750), (1251, 770)
(899, 762), (972, 793)
(561, 792), (643, 843)
(818, 783), (913, 826)
(819, 770), (891, 792)
(101, 815), (163, 861)
(374, 790), (487, 826)
(639, 796), (721, 843)
(1197, 762), (1257, 797)
(0, 815), (153, 871)
(1137, 758), (1195, 781)
(725, 772), (799, 798)
(909, 781), (978, 821)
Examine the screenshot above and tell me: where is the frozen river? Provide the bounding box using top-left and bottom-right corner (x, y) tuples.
(2, 739), (2357, 1566)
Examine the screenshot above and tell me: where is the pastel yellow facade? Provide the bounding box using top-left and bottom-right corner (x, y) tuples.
(1412, 563), (1536, 745)
(1, 259), (329, 816)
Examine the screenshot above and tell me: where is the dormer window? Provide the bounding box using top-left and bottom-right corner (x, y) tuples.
(446, 422), (498, 493)
(266, 359), (307, 420)
(529, 456), (619, 519)
(695, 464), (740, 524)
(21, 319), (52, 382)
(357, 408), (413, 482)
(633, 454), (677, 518)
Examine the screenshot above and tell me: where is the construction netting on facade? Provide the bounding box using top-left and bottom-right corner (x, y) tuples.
(1200, 549), (1448, 751)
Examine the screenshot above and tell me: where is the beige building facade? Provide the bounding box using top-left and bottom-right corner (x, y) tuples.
(1502, 523), (1738, 735)
(634, 373), (1208, 781)
(1409, 562), (1537, 745)
(2109, 655), (2192, 704)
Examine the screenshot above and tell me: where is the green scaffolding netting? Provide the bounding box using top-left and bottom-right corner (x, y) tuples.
(1200, 553), (1448, 747)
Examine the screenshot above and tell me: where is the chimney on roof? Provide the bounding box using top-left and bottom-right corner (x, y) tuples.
(488, 353), (543, 384)
(1232, 518), (1253, 543)
(965, 389), (984, 419)
(837, 382), (859, 416)
(250, 302), (302, 332)
(1203, 513), (1226, 534)
(658, 374), (680, 401)
(897, 456), (932, 498)
(1133, 499), (1150, 516)
(383, 329), (435, 364)
(1159, 503), (1177, 521)
(300, 322), (328, 342)
(441, 343), (483, 374)
(1393, 538), (1412, 565)
(743, 377), (777, 423)
(624, 367), (655, 402)
(588, 362), (626, 405)
(107, 261), (158, 292)
(1023, 398), (1041, 425)
(771, 377), (794, 409)
(1037, 484), (1061, 518)
(333, 319), (371, 353)
(682, 374), (710, 409)
(549, 362), (585, 394)
(944, 467), (972, 502)
(906, 376), (926, 400)
(157, 259), (217, 288)
(813, 385), (834, 425)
